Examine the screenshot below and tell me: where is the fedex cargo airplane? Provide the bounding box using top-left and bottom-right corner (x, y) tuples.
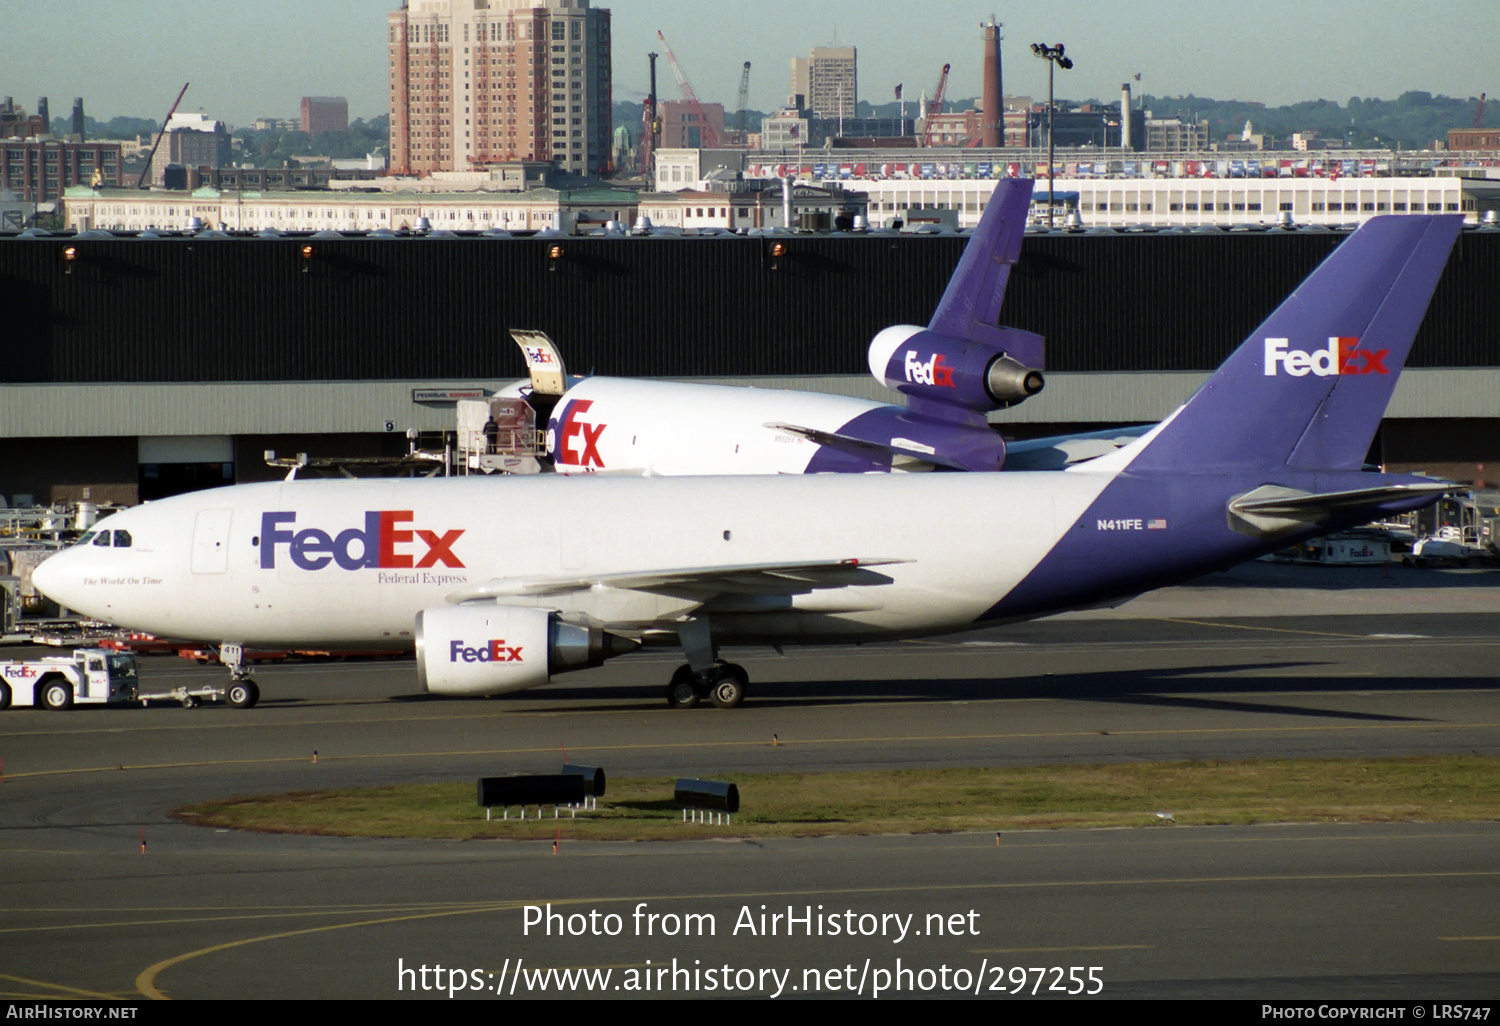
(498, 177), (1056, 476)
(31, 214), (1463, 710)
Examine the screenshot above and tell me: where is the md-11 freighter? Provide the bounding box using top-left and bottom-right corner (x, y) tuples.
(498, 177), (1057, 477)
(32, 214), (1464, 709)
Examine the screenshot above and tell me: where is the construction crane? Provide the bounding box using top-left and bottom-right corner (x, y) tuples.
(638, 52), (660, 176)
(136, 82), (190, 188)
(921, 63), (951, 148)
(656, 29), (719, 149)
(734, 62), (752, 146)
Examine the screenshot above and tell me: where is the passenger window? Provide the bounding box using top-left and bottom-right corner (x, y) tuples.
(113, 530), (132, 548)
(93, 532), (111, 547)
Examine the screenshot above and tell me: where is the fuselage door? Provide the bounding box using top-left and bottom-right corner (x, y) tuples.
(191, 509), (234, 575)
(510, 329), (568, 395)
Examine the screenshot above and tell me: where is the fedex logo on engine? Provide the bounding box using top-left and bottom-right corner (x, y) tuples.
(1263, 337), (1390, 377)
(554, 399), (606, 469)
(450, 639), (523, 663)
(904, 350), (956, 388)
(260, 511), (464, 571)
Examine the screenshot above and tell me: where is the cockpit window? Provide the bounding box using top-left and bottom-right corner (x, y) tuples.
(77, 531), (97, 546)
(113, 530), (132, 548)
(93, 532), (111, 547)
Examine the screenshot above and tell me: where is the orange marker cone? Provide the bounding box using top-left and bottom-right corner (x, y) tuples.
(552, 828), (560, 856)
(140, 828), (147, 855)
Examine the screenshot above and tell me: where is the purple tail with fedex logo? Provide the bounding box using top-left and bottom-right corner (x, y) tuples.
(1132, 214), (1463, 473)
(983, 214), (1465, 623)
(866, 178), (1046, 424)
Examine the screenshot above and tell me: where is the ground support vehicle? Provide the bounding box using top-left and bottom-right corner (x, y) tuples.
(0, 648), (138, 709)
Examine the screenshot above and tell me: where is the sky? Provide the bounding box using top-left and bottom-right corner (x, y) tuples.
(3, 0), (1496, 127)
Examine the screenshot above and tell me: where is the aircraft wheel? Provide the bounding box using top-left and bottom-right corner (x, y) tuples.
(41, 677), (73, 711)
(708, 664), (748, 709)
(227, 680), (260, 709)
(665, 665), (700, 709)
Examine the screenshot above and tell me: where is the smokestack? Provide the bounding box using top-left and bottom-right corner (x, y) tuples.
(37, 97), (49, 135)
(981, 20), (1002, 147)
(1120, 84), (1131, 150)
(72, 97), (84, 141)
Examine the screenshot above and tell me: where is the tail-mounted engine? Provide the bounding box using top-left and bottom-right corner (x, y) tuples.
(868, 325), (1045, 413)
(415, 605), (638, 696)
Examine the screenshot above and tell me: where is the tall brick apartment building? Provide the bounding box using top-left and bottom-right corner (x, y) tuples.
(387, 0), (612, 176)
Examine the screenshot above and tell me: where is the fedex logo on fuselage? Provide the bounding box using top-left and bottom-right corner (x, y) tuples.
(904, 350), (956, 388)
(260, 511), (464, 571)
(1263, 337), (1389, 377)
(450, 639), (523, 663)
(555, 399), (606, 468)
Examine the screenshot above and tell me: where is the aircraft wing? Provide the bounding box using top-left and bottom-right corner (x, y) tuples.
(764, 421), (969, 471)
(446, 558), (909, 603)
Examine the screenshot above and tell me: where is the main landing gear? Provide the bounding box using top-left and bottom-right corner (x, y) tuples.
(663, 617), (748, 709)
(664, 661), (748, 709)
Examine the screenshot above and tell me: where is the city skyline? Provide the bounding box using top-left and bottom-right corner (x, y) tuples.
(3, 0), (1496, 128)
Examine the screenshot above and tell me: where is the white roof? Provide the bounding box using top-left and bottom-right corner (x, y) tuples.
(165, 112), (224, 133)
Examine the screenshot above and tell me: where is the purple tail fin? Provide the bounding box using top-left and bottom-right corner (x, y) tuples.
(926, 177), (1042, 368)
(1132, 215), (1463, 473)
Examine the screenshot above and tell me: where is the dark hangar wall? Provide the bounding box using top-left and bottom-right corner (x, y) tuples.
(0, 229), (1495, 384)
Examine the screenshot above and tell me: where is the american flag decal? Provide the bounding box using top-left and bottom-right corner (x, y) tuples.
(1147, 518), (1167, 530)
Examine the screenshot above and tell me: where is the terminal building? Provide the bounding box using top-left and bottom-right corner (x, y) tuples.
(0, 223), (1496, 507)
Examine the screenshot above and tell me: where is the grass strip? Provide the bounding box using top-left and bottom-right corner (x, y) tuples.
(173, 756), (1500, 841)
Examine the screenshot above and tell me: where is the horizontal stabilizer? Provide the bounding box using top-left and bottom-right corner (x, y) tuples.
(1004, 425), (1153, 470)
(1227, 481), (1460, 537)
(447, 558), (909, 603)
(765, 421), (965, 471)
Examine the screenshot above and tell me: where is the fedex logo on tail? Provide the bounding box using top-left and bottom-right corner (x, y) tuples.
(904, 350), (956, 387)
(450, 639), (523, 663)
(260, 511), (464, 571)
(1263, 337), (1390, 377)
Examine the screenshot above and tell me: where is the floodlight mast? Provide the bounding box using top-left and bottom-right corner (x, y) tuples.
(1030, 43), (1073, 227)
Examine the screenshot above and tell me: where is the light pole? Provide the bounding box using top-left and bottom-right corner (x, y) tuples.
(1030, 42), (1073, 227)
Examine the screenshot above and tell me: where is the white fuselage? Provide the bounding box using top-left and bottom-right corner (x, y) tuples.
(33, 470), (1120, 650)
(497, 377), (903, 475)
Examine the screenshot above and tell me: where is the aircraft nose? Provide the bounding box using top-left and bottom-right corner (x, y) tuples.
(31, 552), (73, 606)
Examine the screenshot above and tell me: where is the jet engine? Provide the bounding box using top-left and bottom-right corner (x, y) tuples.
(868, 324), (1045, 412)
(415, 606), (639, 696)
